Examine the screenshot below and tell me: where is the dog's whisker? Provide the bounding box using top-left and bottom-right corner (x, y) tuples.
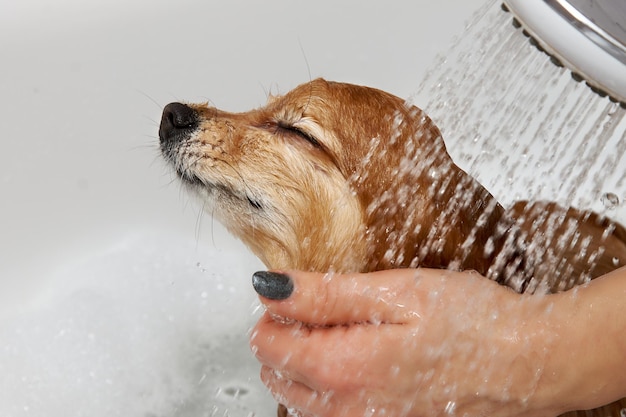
(195, 201), (205, 247)
(142, 114), (160, 127)
(136, 89), (164, 110)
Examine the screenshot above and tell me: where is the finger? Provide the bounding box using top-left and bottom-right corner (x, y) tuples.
(252, 268), (447, 326)
(260, 365), (332, 417)
(251, 311), (400, 393)
(261, 366), (382, 417)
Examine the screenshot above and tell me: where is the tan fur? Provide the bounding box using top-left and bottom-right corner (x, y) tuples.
(159, 79), (626, 416)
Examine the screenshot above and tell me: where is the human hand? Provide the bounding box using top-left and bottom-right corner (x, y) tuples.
(249, 269), (564, 417)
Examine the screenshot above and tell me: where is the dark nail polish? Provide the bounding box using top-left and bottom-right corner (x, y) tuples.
(252, 271), (294, 300)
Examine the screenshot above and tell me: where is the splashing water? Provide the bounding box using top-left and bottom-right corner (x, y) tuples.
(356, 0), (625, 296)
(602, 192), (621, 210)
(387, 1), (626, 414)
(411, 0), (625, 223)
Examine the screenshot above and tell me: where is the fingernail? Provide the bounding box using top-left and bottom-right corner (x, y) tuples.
(252, 271), (294, 300)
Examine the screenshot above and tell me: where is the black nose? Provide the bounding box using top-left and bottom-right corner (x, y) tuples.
(159, 102), (199, 143)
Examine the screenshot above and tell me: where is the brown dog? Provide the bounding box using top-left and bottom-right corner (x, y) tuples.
(159, 79), (626, 416)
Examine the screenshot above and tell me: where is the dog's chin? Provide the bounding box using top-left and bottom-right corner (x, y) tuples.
(177, 170), (206, 189)
(178, 173), (265, 216)
(172, 165), (368, 272)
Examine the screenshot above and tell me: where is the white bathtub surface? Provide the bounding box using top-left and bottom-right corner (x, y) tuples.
(0, 233), (271, 416)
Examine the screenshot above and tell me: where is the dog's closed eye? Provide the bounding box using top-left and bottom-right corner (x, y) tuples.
(276, 121), (323, 150)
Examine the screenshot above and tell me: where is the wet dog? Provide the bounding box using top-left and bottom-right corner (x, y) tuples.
(159, 79), (626, 416)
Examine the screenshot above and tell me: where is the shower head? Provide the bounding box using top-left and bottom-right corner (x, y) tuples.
(502, 0), (626, 106)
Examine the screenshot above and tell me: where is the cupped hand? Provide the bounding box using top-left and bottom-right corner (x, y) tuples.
(249, 269), (564, 417)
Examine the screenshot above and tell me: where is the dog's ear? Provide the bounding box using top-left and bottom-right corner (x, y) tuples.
(348, 97), (509, 275)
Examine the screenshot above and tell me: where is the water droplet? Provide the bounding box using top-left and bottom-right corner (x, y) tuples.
(322, 272), (334, 284)
(365, 407), (378, 417)
(483, 237), (495, 257)
(445, 401), (457, 415)
(320, 390), (334, 405)
(287, 408), (302, 417)
(222, 386), (249, 398)
(620, 408), (626, 417)
(614, 257), (621, 266)
(601, 192), (619, 210)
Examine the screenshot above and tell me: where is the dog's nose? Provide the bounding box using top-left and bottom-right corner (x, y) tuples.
(159, 102), (199, 143)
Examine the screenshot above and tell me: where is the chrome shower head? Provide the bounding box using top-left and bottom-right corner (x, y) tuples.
(503, 0), (626, 105)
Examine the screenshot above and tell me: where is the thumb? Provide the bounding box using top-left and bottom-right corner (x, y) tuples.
(251, 269), (430, 326)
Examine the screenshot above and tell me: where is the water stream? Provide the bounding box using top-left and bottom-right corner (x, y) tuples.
(412, 0), (625, 223)
(398, 3), (626, 414)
